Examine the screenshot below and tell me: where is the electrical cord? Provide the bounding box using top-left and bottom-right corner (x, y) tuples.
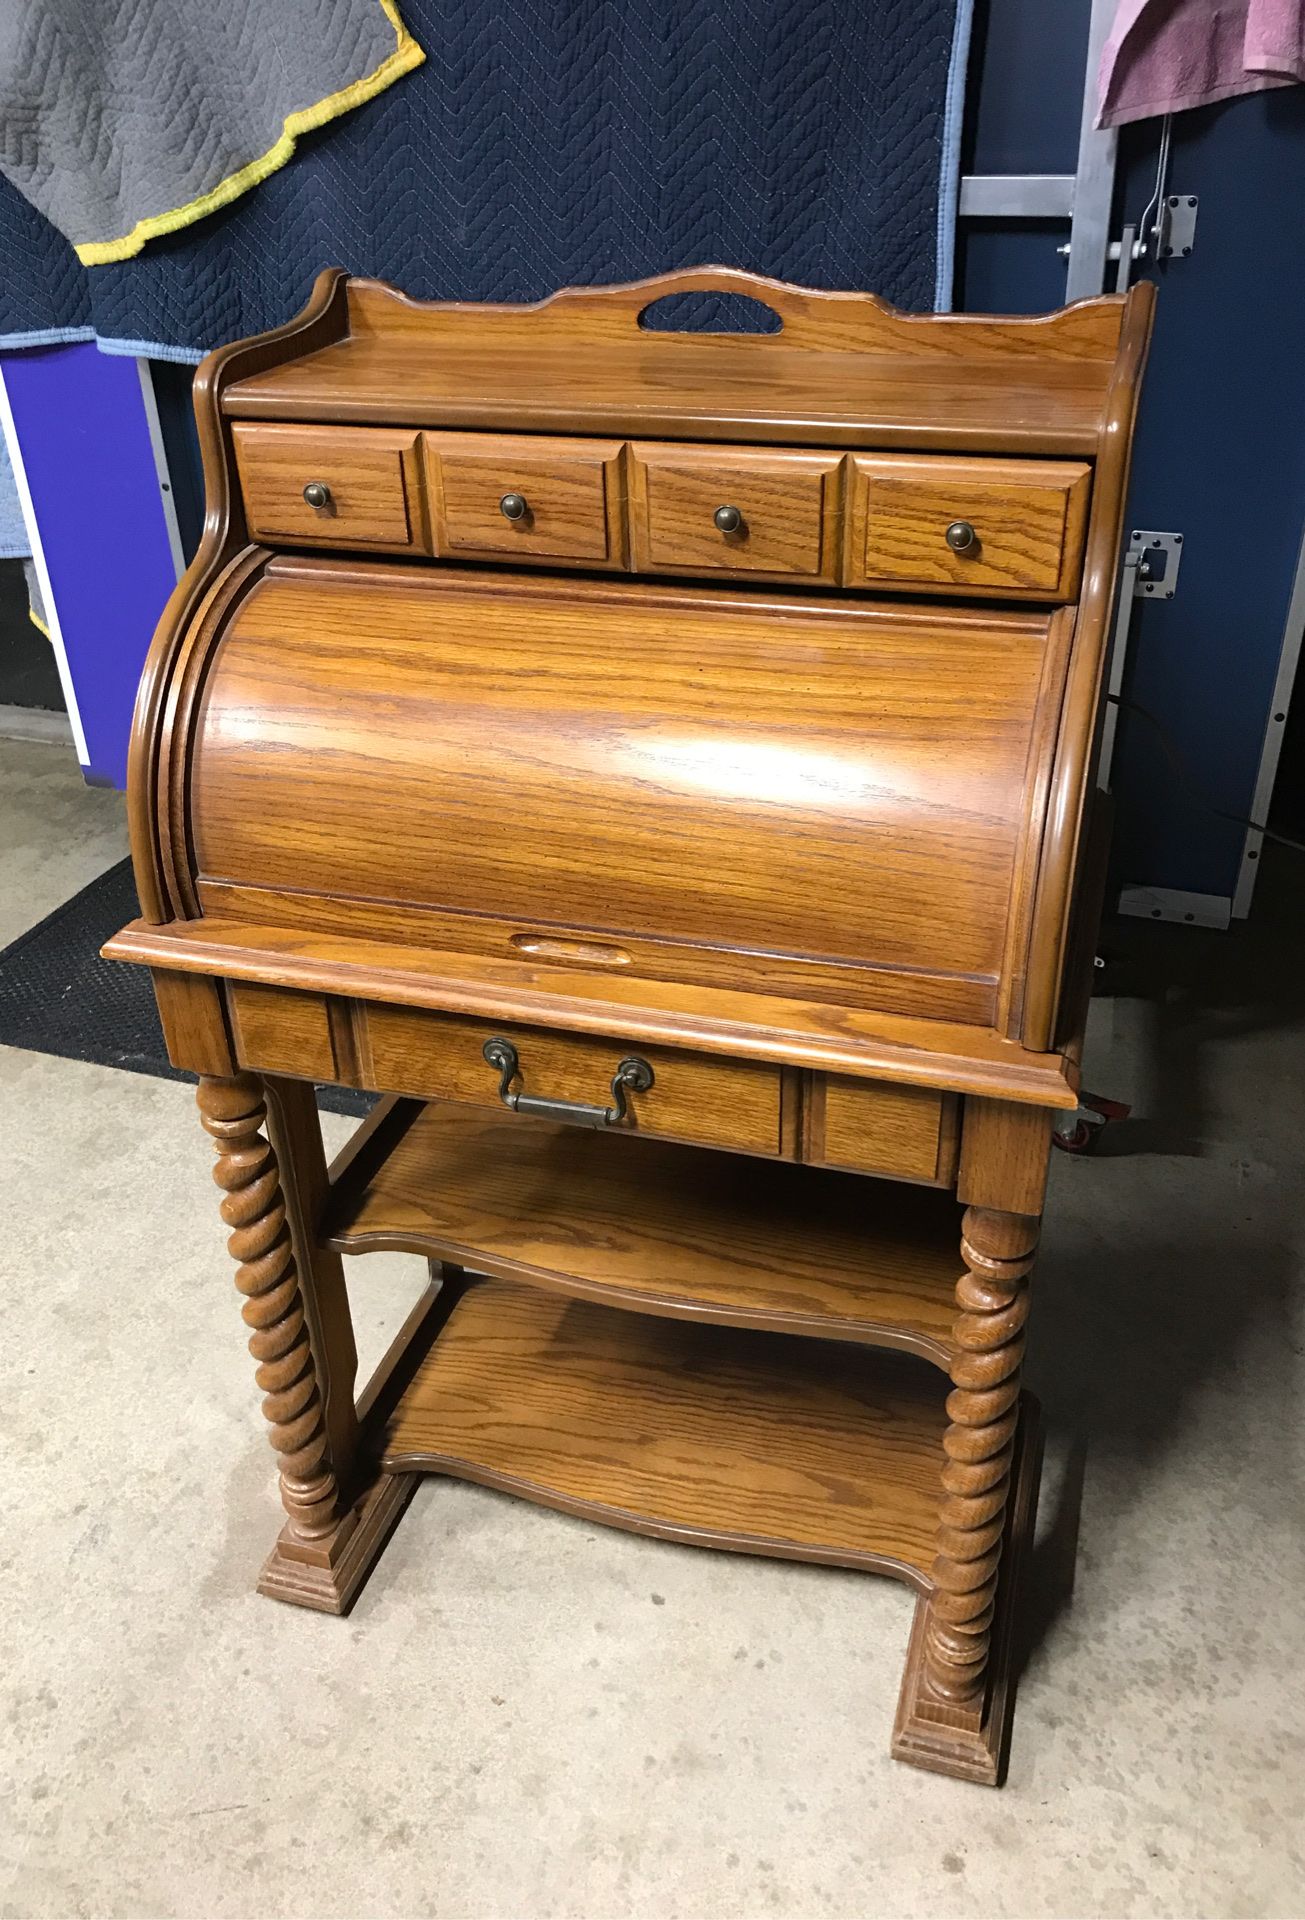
(1107, 694), (1305, 856)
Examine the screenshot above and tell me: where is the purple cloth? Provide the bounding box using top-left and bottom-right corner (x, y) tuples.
(1098, 0), (1305, 128)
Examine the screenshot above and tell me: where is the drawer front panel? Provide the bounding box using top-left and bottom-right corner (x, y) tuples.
(425, 433), (623, 566)
(848, 454), (1090, 599)
(361, 1006), (785, 1156)
(806, 1076), (958, 1186)
(233, 422), (422, 551)
(629, 443), (841, 581)
(228, 981), (339, 1080)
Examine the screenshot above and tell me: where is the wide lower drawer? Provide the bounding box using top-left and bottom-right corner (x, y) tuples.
(226, 984), (787, 1157)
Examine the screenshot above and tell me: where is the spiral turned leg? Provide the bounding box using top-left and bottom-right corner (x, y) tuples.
(893, 1200), (1044, 1784)
(924, 1206), (1038, 1705)
(197, 1073), (342, 1542)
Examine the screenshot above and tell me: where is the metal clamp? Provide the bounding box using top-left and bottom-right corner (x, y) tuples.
(482, 1037), (654, 1128)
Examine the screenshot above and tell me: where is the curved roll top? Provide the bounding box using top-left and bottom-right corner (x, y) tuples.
(181, 559), (1071, 1030)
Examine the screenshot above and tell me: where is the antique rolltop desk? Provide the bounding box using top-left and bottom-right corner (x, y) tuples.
(107, 267), (1152, 1786)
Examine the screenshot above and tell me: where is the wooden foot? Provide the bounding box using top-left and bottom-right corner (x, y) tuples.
(257, 1470), (420, 1615)
(892, 1391), (1043, 1785)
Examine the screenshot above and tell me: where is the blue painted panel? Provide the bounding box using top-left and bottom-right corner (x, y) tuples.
(1110, 92), (1305, 898)
(965, 0), (1088, 172)
(2, 343), (176, 787)
(956, 0), (1089, 313)
(966, 0), (1305, 907)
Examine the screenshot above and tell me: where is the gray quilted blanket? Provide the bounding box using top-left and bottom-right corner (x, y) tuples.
(0, 0), (422, 263)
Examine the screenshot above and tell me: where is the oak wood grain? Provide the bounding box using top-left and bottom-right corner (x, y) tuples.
(106, 263), (1155, 1789)
(381, 1277), (950, 1584)
(228, 980), (340, 1083)
(221, 267), (1131, 457)
(358, 1004), (784, 1156)
(425, 431), (623, 566)
(892, 1393), (1041, 1785)
(325, 1097), (964, 1360)
(957, 1098), (1055, 1216)
(232, 422), (423, 552)
(151, 968), (235, 1076)
(127, 266), (351, 923)
(809, 1075), (957, 1186)
(627, 442), (841, 581)
(1021, 280), (1156, 1048)
(187, 561), (1057, 1002)
(847, 454), (1090, 599)
(105, 918), (1082, 1105)
(197, 877), (996, 1025)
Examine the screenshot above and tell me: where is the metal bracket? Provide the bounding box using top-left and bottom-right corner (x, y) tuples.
(1157, 193), (1198, 259)
(1129, 529), (1184, 600)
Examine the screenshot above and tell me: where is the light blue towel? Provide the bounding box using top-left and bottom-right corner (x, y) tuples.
(0, 434), (30, 559)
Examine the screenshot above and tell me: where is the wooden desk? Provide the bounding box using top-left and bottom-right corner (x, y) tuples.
(107, 266), (1152, 1786)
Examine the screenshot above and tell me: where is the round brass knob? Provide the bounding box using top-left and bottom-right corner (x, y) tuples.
(945, 519), (977, 553)
(713, 504), (744, 534)
(302, 481), (331, 509)
(499, 492), (529, 522)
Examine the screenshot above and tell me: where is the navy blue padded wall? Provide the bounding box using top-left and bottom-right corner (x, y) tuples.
(962, 0), (1305, 910)
(0, 0), (971, 357)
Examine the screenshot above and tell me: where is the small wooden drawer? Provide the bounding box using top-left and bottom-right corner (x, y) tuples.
(628, 442), (842, 582)
(804, 1075), (959, 1186)
(232, 422), (424, 552)
(360, 1007), (785, 1156)
(846, 454), (1091, 599)
(425, 433), (624, 567)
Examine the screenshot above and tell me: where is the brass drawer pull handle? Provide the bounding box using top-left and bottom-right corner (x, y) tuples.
(482, 1037), (654, 1128)
(303, 481), (332, 509)
(945, 519), (978, 553)
(499, 491), (529, 522)
(713, 503), (744, 535)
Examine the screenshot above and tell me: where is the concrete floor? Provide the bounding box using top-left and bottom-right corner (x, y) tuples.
(1, 733), (1303, 1919)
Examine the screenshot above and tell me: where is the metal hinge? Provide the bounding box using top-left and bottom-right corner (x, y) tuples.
(1156, 193), (1198, 259)
(1129, 529), (1184, 600)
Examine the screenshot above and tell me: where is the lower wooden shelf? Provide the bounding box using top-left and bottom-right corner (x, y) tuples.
(379, 1276), (948, 1587)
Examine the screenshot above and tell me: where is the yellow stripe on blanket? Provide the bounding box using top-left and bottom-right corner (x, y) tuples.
(75, 0), (424, 266)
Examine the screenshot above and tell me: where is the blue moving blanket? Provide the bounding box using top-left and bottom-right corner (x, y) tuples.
(0, 0), (974, 360)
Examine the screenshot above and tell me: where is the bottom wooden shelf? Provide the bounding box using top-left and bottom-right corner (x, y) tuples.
(380, 1276), (948, 1587)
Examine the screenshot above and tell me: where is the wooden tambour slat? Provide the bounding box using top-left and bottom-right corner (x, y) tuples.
(181, 560), (1071, 1033)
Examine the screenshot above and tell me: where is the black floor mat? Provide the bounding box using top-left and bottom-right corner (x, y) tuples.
(0, 856), (374, 1118)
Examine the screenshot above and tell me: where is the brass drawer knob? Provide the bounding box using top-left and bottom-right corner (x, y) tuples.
(302, 481), (331, 509)
(483, 1036), (654, 1128)
(499, 491), (529, 522)
(713, 503), (744, 535)
(945, 519), (978, 553)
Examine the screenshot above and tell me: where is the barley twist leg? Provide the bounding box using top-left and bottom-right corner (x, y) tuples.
(923, 1205), (1039, 1705)
(197, 1072), (341, 1542)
